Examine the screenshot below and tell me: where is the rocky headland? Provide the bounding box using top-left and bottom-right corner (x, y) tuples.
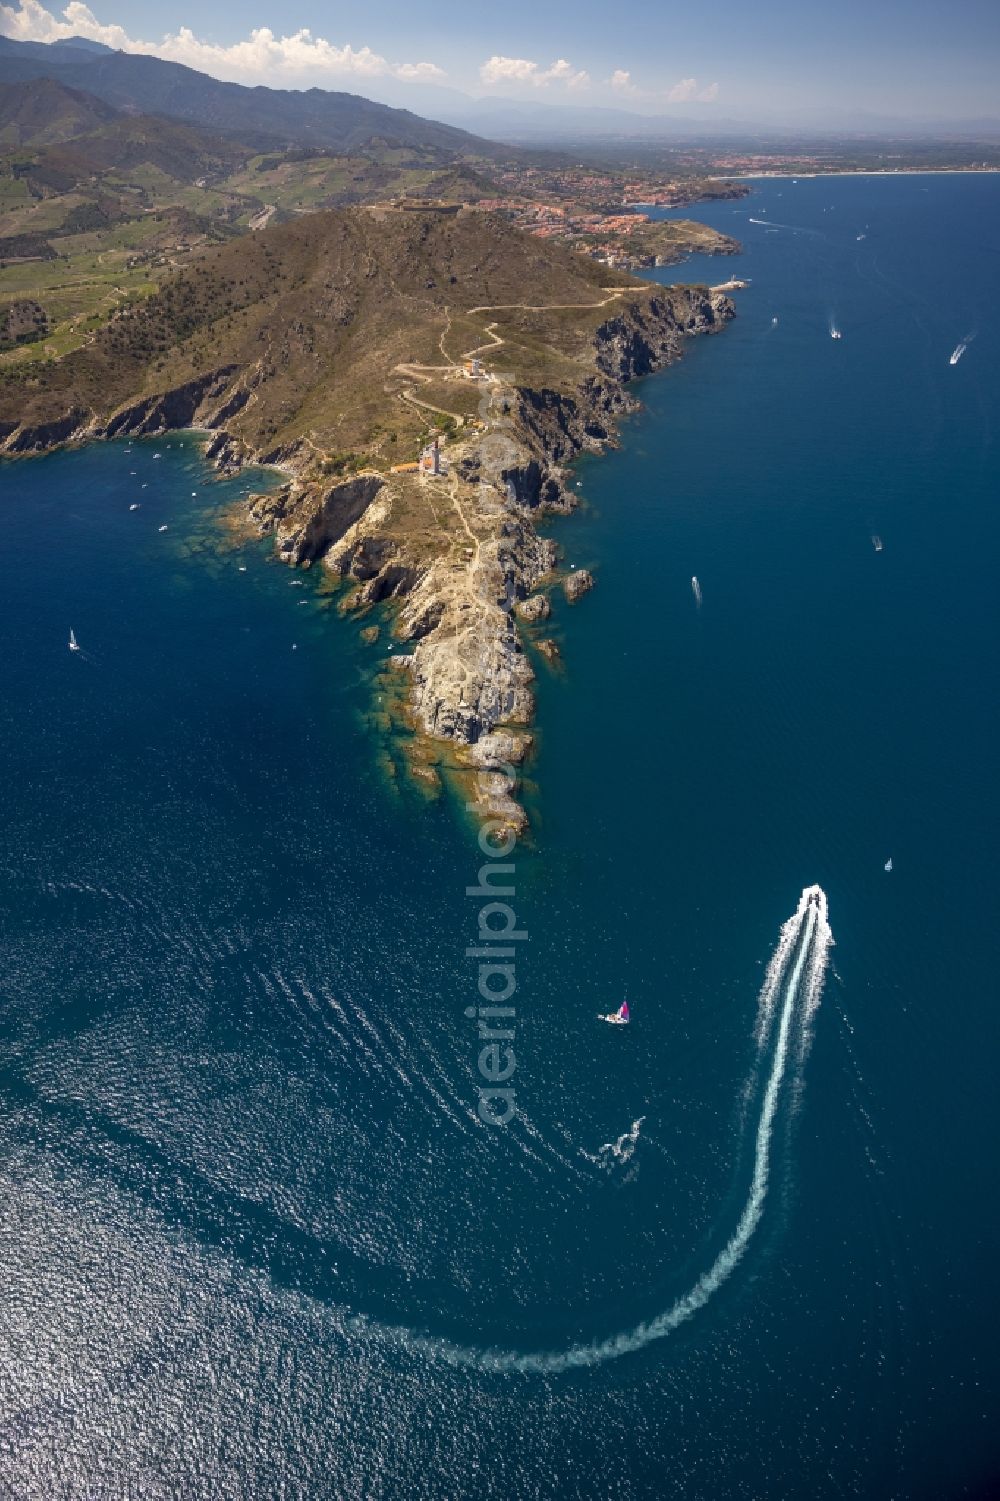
(0, 206), (734, 832)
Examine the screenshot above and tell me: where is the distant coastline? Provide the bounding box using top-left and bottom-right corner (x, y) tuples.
(712, 168), (1000, 180)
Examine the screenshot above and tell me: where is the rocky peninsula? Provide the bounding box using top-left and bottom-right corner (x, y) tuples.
(0, 205), (734, 832)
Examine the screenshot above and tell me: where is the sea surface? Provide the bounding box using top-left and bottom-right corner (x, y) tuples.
(1, 173), (999, 1499)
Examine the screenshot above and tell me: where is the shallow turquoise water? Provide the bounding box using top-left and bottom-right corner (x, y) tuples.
(1, 175), (998, 1498)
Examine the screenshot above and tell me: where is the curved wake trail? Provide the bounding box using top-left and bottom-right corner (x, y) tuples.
(349, 886), (834, 1374)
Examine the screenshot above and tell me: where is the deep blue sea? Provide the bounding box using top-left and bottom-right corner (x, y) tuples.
(1, 173), (999, 1499)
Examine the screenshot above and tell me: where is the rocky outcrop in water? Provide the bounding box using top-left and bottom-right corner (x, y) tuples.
(563, 569), (595, 603)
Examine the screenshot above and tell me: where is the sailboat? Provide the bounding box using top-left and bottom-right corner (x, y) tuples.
(599, 1001), (630, 1026)
(68, 629), (80, 653)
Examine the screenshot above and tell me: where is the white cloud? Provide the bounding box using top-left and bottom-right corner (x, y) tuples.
(607, 68), (719, 104)
(666, 77), (698, 102)
(479, 54), (589, 90)
(666, 76), (719, 103)
(0, 0), (445, 84)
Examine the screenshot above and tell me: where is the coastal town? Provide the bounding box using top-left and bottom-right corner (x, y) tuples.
(471, 160), (746, 267)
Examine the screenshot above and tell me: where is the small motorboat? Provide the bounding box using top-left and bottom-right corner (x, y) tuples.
(884, 858), (893, 872)
(872, 535), (883, 552)
(68, 629), (80, 653)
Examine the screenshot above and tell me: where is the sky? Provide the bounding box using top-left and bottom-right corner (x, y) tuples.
(2, 0), (999, 123)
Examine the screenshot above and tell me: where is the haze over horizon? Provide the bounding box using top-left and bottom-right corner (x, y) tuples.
(1, 0), (999, 130)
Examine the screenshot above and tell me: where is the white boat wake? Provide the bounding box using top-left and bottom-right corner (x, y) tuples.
(581, 1116), (646, 1169)
(349, 886), (834, 1373)
(949, 331), (977, 365)
(747, 217), (822, 236)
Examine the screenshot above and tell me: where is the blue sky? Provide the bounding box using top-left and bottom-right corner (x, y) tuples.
(2, 0), (999, 120)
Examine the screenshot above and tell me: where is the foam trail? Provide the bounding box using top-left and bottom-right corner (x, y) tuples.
(950, 330), (976, 366)
(581, 1116), (646, 1170)
(748, 217), (822, 235)
(367, 885), (833, 1374)
(754, 885), (821, 1049)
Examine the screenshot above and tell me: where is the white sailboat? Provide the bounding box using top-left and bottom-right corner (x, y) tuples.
(68, 629), (80, 653)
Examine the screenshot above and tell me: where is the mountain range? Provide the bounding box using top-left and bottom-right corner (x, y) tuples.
(0, 35), (500, 158)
